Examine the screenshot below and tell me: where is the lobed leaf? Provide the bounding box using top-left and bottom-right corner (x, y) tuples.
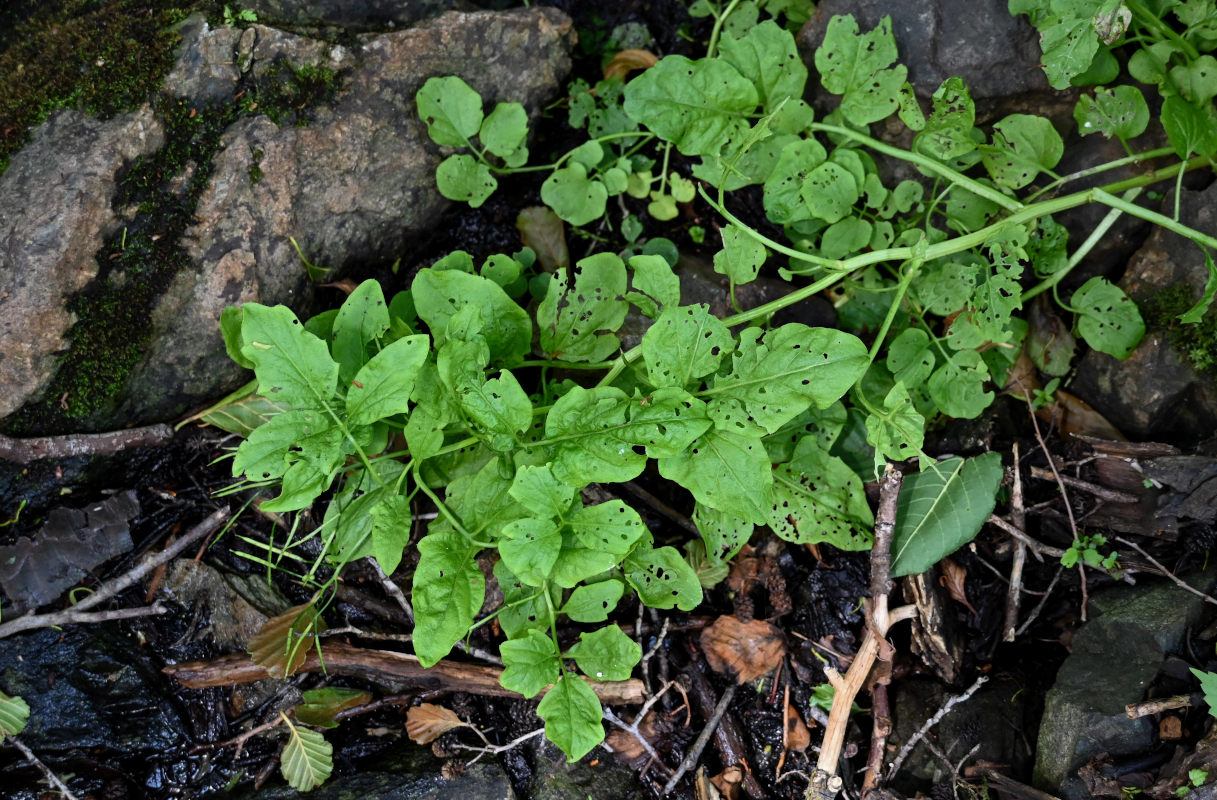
(538, 253), (629, 362)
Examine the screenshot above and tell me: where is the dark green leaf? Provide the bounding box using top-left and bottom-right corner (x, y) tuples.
(1071, 277), (1145, 358)
(561, 580), (626, 623)
(566, 625), (641, 682)
(412, 531), (483, 667)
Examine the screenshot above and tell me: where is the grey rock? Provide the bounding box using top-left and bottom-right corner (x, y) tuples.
(241, 0), (468, 32)
(0, 8), (573, 434)
(1034, 573), (1217, 798)
(0, 107), (164, 420)
(525, 738), (647, 800)
(1071, 182), (1217, 439)
(798, 0), (1059, 115)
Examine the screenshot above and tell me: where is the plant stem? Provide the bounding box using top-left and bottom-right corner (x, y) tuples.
(706, 0), (742, 59)
(1024, 145), (1175, 203)
(1126, 0), (1199, 59)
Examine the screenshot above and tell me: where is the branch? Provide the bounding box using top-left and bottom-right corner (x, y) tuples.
(0, 424), (174, 464)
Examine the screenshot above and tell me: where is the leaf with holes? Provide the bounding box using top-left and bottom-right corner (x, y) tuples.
(623, 55), (758, 156)
(763, 138), (828, 224)
(768, 437), (873, 550)
(412, 531), (483, 667)
(545, 386), (646, 487)
(927, 349), (993, 419)
(1074, 85), (1150, 140)
(1071, 277), (1145, 358)
(331, 279), (390, 383)
(801, 161), (860, 224)
(567, 625), (641, 682)
(624, 541), (703, 610)
(815, 14), (906, 125)
(915, 77), (977, 161)
(890, 453), (1003, 577)
(718, 20), (807, 112)
(501, 629), (562, 697)
(538, 253), (629, 362)
(642, 305), (732, 389)
(416, 75), (483, 147)
(280, 715), (333, 791)
(436, 154), (498, 208)
(865, 381), (926, 465)
(412, 268), (531, 364)
(500, 518), (562, 586)
(568, 500), (647, 556)
(714, 224), (768, 285)
(240, 304), (338, 410)
(537, 673), (604, 761)
(713, 324), (868, 434)
(982, 114), (1063, 190)
(658, 428), (774, 524)
(626, 388), (712, 458)
(561, 579), (626, 623)
(1038, 16), (1100, 89)
(693, 502), (754, 562)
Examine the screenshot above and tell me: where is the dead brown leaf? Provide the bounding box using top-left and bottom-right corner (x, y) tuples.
(516, 206), (568, 273)
(318, 279), (359, 296)
(406, 703), (469, 745)
(785, 710), (811, 753)
(701, 615), (786, 683)
(939, 558), (979, 617)
(247, 600), (326, 679)
(708, 765), (742, 800)
(604, 49), (659, 81)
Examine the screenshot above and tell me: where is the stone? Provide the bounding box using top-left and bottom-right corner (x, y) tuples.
(0, 107), (164, 421)
(1071, 182), (1217, 440)
(524, 738), (647, 800)
(0, 8), (573, 435)
(1034, 573), (1217, 799)
(240, 0), (467, 31)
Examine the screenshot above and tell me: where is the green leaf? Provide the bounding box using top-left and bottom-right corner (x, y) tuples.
(412, 531), (483, 667)
(241, 304), (338, 410)
(345, 335), (429, 426)
(542, 163), (608, 226)
(821, 216), (873, 259)
(436, 154), (498, 208)
(510, 464), (577, 518)
(550, 530), (621, 588)
(569, 500), (647, 556)
(658, 428), (774, 524)
(1162, 95), (1217, 158)
(331, 280), (390, 383)
(927, 349), (993, 418)
(480, 101), (529, 160)
(369, 495), (412, 576)
(713, 324), (869, 433)
(714, 224), (768, 284)
(802, 161), (860, 224)
(628, 254), (681, 313)
(865, 382), (926, 464)
(915, 77), (977, 161)
(0, 691), (29, 737)
(221, 305), (254, 369)
(1038, 16), (1100, 89)
(982, 114), (1063, 190)
(537, 673), (604, 761)
(538, 253), (628, 362)
(886, 328), (936, 386)
(1070, 277), (1145, 358)
(496, 560), (557, 638)
(567, 625), (641, 682)
(815, 15), (906, 125)
(545, 386), (646, 486)
(624, 543), (704, 610)
(768, 437), (873, 550)
(718, 21), (808, 112)
(891, 453), (1003, 577)
(232, 409), (341, 483)
(457, 368), (532, 448)
(416, 75), (483, 147)
(561, 580), (626, 623)
(627, 387), (713, 458)
(412, 267), (532, 363)
(642, 305), (733, 388)
(1074, 86), (1150, 140)
(295, 687), (372, 729)
(1192, 668), (1217, 714)
(500, 518), (563, 586)
(280, 716), (334, 792)
(500, 629), (561, 697)
(622, 55), (759, 156)
(692, 502), (753, 562)
(1170, 55), (1217, 106)
(763, 138), (828, 224)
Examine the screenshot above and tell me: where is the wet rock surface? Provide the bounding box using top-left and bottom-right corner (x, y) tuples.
(0, 7), (573, 435)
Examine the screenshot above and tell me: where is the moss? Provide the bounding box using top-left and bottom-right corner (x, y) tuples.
(247, 60), (343, 126)
(0, 0), (217, 178)
(1140, 284), (1217, 377)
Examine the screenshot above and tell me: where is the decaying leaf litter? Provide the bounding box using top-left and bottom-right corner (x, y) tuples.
(4, 0), (1217, 798)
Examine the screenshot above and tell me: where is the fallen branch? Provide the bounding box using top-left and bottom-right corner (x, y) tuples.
(0, 423), (175, 464)
(663, 684), (736, 795)
(4, 735), (81, 800)
(1125, 693), (1198, 719)
(1004, 442), (1029, 642)
(0, 507), (230, 639)
(1029, 466), (1139, 504)
(885, 673), (988, 781)
(163, 641), (645, 704)
(1114, 536), (1217, 607)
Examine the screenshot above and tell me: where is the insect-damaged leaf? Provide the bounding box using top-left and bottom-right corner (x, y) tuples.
(768, 437), (873, 550)
(642, 304), (732, 389)
(890, 453), (1003, 577)
(659, 428), (774, 525)
(537, 253), (629, 362)
(561, 579), (626, 623)
(623, 55), (758, 156)
(624, 542), (703, 610)
(1071, 277), (1145, 358)
(566, 625), (641, 682)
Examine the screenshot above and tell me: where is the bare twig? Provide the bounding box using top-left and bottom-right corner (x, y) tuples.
(987, 515), (1056, 559)
(603, 680), (679, 768)
(4, 735), (81, 800)
(1114, 537), (1217, 606)
(452, 727), (545, 761)
(663, 684), (736, 795)
(0, 507), (230, 639)
(885, 674), (988, 781)
(1016, 565), (1065, 637)
(368, 559), (414, 625)
(1004, 443), (1029, 642)
(0, 423), (175, 464)
(1028, 467), (1139, 504)
(1125, 693), (1198, 719)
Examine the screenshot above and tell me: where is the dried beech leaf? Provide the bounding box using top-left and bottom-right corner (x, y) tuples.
(516, 206), (569, 273)
(406, 703), (468, 745)
(700, 615), (786, 683)
(1049, 389), (1125, 441)
(938, 558), (978, 617)
(247, 601), (326, 679)
(785, 710), (811, 752)
(604, 49), (659, 81)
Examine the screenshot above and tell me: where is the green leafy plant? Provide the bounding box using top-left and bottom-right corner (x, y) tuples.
(214, 3), (1217, 769)
(1061, 534), (1119, 570)
(1177, 768), (1209, 797)
(0, 690), (29, 738)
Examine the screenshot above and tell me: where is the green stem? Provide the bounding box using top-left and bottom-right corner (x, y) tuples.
(412, 467), (475, 541)
(516, 359), (618, 369)
(706, 0), (742, 59)
(497, 131), (656, 174)
(866, 260), (921, 366)
(809, 123), (1022, 213)
(1024, 146), (1175, 203)
(1126, 0), (1198, 59)
(1092, 186), (1217, 249)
